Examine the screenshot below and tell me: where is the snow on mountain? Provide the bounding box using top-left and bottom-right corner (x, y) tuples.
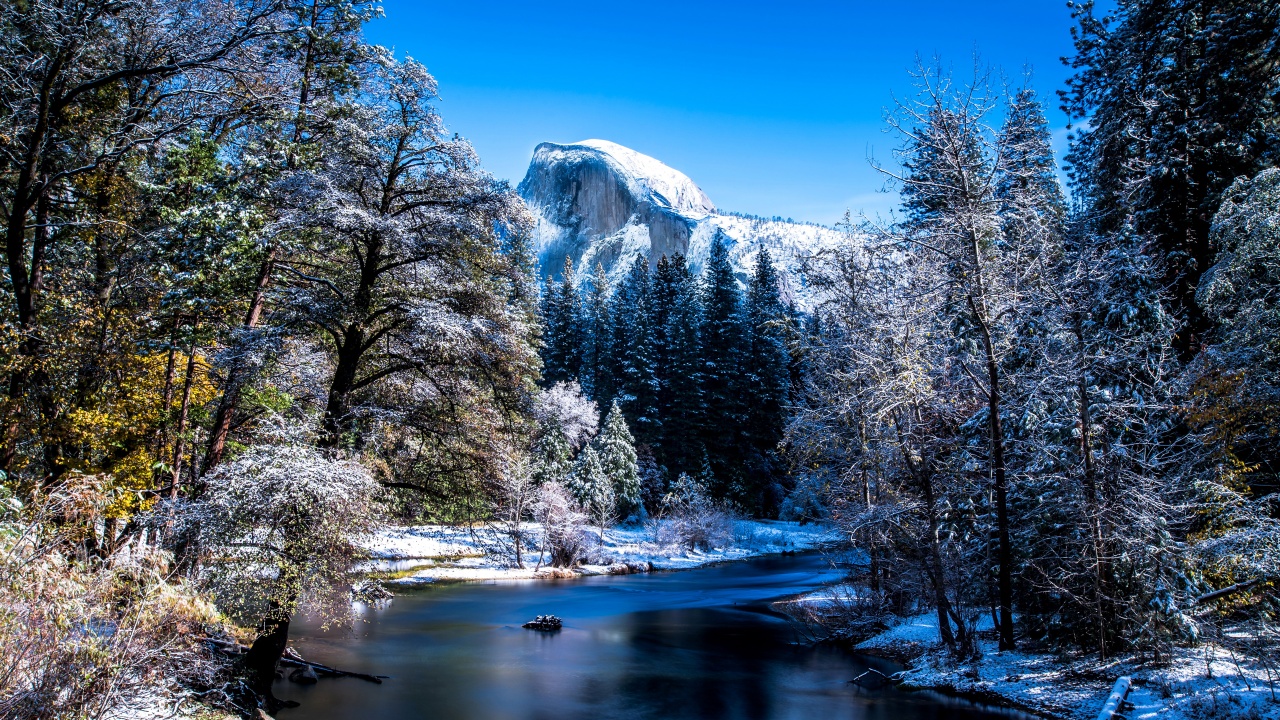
(517, 140), (854, 308)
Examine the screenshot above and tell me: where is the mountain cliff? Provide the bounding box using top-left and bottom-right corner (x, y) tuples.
(517, 139), (849, 306)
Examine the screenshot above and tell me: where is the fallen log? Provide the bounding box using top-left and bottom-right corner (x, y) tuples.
(1193, 578), (1262, 606)
(203, 637), (389, 684)
(1096, 676), (1132, 720)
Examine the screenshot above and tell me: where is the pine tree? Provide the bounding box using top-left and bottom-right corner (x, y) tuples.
(741, 247), (792, 512)
(698, 235), (745, 497)
(581, 262), (613, 400)
(609, 255), (659, 444)
(566, 444), (613, 539)
(650, 254), (704, 473)
(1062, 0), (1280, 353)
(533, 426), (574, 487)
(541, 257), (583, 385)
(596, 400), (641, 520)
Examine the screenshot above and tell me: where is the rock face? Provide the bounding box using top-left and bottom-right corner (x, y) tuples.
(517, 139), (850, 307)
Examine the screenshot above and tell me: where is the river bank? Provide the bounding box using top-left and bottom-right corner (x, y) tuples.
(812, 609), (1280, 720)
(361, 519), (838, 585)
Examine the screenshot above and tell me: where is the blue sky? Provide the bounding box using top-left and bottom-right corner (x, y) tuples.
(367, 1), (1088, 225)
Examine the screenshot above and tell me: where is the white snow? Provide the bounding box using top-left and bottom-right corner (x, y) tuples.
(363, 519), (836, 585)
(571, 139), (716, 217)
(833, 610), (1280, 720)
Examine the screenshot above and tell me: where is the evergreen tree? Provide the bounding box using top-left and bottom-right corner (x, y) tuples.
(1062, 0), (1280, 353)
(650, 254), (704, 473)
(540, 257), (583, 385)
(581, 262), (613, 400)
(596, 401), (641, 520)
(609, 255), (659, 444)
(533, 426), (574, 487)
(698, 235), (746, 497)
(566, 444), (613, 538)
(741, 247), (792, 512)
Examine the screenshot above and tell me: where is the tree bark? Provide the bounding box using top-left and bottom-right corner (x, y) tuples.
(204, 249), (276, 474)
(242, 605), (293, 710)
(170, 348), (198, 500)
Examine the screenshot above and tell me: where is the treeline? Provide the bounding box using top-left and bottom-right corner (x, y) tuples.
(0, 1), (541, 715)
(790, 0), (1280, 662)
(538, 240), (796, 515)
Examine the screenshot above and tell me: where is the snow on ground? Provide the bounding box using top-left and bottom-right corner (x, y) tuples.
(363, 519), (837, 586)
(841, 611), (1280, 720)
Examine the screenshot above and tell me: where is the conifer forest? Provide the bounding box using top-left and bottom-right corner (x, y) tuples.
(0, 1), (1278, 719)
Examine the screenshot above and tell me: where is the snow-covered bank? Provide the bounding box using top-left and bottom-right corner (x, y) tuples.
(842, 611), (1280, 720)
(362, 520), (837, 585)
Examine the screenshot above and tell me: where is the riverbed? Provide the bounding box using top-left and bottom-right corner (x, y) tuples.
(276, 553), (1031, 719)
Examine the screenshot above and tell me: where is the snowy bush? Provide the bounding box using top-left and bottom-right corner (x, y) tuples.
(174, 425), (381, 626)
(0, 477), (234, 720)
(534, 381), (599, 452)
(779, 474), (828, 524)
(533, 481), (589, 567)
(649, 474), (734, 552)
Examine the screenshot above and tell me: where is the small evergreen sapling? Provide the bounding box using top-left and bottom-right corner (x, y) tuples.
(566, 444), (613, 542)
(596, 401), (641, 521)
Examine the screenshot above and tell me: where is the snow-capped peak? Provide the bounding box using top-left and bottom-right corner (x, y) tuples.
(551, 140), (716, 217)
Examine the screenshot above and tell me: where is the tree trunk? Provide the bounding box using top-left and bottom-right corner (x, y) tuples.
(968, 292), (1015, 651)
(243, 605), (293, 710)
(1078, 373), (1111, 657)
(204, 249), (276, 474)
(170, 348), (197, 500)
(320, 322), (364, 449)
(987, 352), (1015, 650)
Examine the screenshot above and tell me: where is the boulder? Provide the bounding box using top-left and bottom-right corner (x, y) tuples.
(289, 665), (319, 684)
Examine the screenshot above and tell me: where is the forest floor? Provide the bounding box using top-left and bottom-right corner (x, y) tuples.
(831, 608), (1280, 720)
(361, 519), (838, 585)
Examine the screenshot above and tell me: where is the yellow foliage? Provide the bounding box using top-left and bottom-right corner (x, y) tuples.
(65, 352), (217, 518)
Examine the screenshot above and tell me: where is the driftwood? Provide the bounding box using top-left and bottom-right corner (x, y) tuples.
(848, 668), (895, 690)
(1193, 578), (1263, 606)
(1096, 676), (1132, 720)
(204, 637), (389, 684)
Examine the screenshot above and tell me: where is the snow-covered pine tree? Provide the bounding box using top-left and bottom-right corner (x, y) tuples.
(581, 262), (613, 400)
(650, 253), (705, 474)
(596, 400), (641, 520)
(566, 444), (614, 541)
(541, 256), (583, 385)
(741, 247), (792, 513)
(699, 235), (746, 497)
(1062, 0), (1280, 353)
(608, 255), (659, 444)
(533, 426), (574, 487)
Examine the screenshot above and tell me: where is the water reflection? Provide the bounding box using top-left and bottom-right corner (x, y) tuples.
(276, 554), (1029, 720)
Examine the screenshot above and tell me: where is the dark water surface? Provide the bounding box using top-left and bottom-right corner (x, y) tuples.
(277, 553), (1026, 720)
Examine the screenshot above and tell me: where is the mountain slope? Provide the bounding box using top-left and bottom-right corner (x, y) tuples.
(517, 140), (851, 307)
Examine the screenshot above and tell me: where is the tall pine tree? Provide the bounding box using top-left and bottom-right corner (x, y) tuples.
(698, 236), (746, 497)
(650, 254), (704, 474)
(741, 247), (792, 513)
(596, 400), (641, 520)
(609, 255), (659, 445)
(540, 257), (583, 385)
(581, 262), (613, 400)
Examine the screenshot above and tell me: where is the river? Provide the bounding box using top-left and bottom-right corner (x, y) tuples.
(276, 553), (1029, 719)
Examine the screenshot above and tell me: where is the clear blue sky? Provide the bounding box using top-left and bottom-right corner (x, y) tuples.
(367, 1), (1088, 225)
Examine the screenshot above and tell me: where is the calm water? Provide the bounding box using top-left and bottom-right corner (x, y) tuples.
(277, 553), (1026, 720)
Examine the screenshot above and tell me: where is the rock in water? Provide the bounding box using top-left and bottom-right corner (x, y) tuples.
(289, 665), (319, 684)
(522, 614), (563, 631)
